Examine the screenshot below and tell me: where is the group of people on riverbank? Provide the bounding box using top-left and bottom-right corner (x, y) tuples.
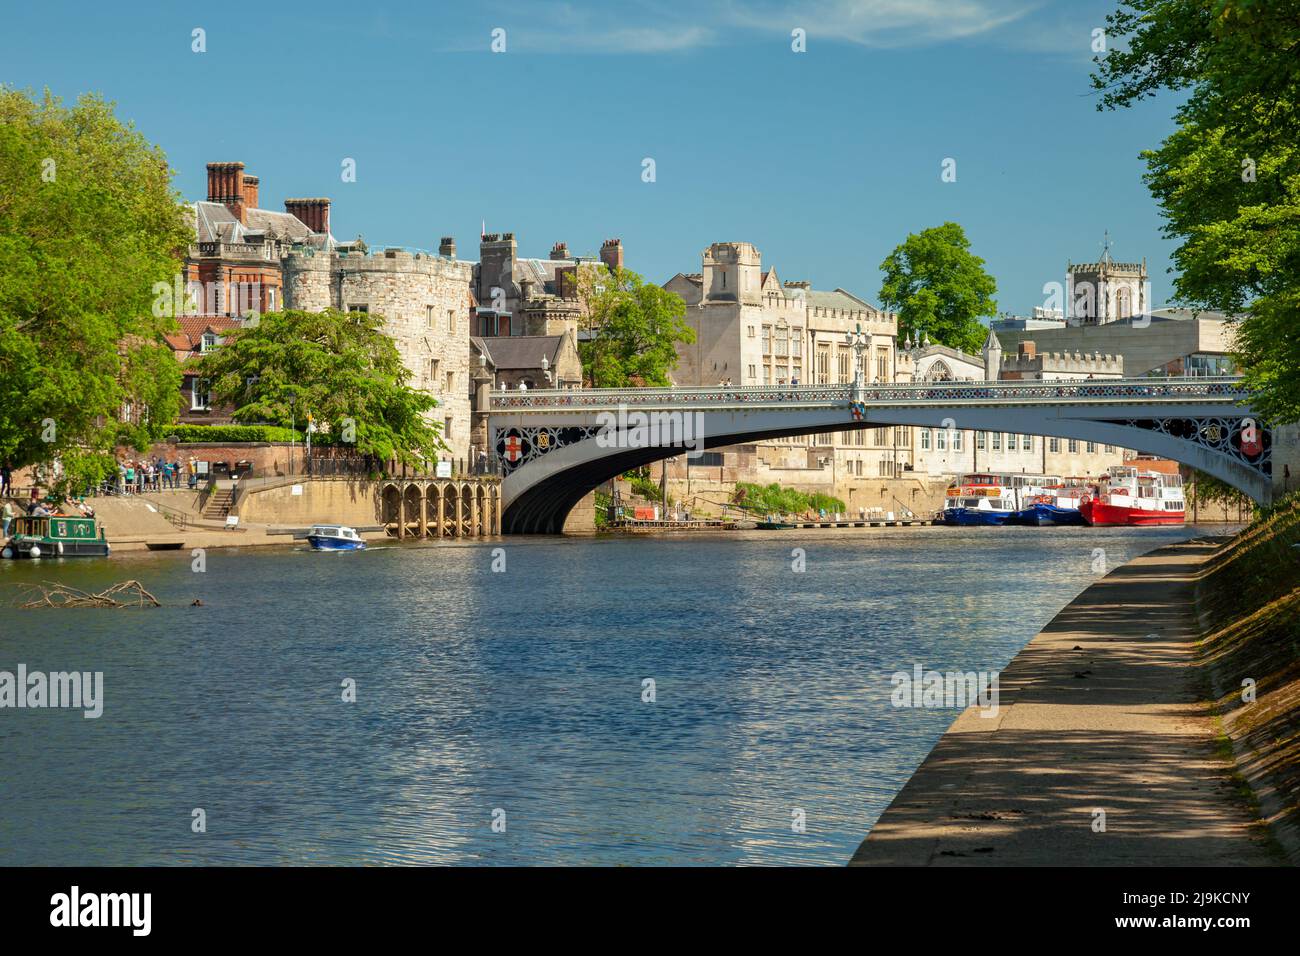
(111, 456), (197, 495)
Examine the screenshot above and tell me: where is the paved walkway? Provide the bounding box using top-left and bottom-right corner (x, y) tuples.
(851, 540), (1275, 866)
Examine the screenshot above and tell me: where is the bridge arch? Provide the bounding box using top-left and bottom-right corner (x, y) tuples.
(492, 379), (1268, 533)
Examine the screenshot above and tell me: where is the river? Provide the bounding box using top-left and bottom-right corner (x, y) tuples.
(0, 524), (1225, 865)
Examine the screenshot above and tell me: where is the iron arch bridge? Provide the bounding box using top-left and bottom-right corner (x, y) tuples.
(489, 377), (1268, 534)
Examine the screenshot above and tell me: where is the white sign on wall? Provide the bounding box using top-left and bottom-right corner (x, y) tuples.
(435, 461), (452, 478)
(291, 485), (303, 496)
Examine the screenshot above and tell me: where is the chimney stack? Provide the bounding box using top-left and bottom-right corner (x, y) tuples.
(551, 241), (570, 260)
(439, 236), (457, 259)
(1019, 341), (1036, 359)
(284, 198), (332, 235)
(206, 161), (248, 224)
(600, 238), (624, 272)
(241, 175), (259, 212)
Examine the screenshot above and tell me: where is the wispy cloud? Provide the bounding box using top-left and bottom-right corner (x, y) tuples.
(450, 0), (1045, 54)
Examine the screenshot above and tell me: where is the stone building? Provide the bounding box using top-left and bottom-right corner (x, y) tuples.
(282, 246), (475, 459)
(162, 314), (243, 424)
(907, 333), (1132, 478)
(664, 242), (913, 482)
(179, 160), (478, 461)
(473, 232), (624, 339)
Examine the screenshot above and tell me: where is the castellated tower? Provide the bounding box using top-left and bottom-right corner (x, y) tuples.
(701, 242), (762, 305)
(281, 246), (475, 460)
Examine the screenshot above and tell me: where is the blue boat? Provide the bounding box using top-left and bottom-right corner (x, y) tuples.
(305, 524), (367, 551)
(943, 506), (1013, 526)
(1012, 502), (1086, 526)
(942, 474), (1017, 526)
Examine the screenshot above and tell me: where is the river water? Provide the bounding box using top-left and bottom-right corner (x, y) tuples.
(0, 524), (1223, 865)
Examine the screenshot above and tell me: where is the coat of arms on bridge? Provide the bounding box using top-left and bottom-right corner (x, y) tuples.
(495, 425), (602, 476)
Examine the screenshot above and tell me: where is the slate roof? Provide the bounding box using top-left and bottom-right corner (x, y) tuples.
(471, 334), (565, 370)
(192, 201), (325, 244)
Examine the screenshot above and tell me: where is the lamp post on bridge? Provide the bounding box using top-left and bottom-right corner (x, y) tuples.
(844, 322), (870, 402)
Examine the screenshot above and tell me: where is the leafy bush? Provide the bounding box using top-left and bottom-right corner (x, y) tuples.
(732, 481), (845, 516)
(153, 424), (305, 444)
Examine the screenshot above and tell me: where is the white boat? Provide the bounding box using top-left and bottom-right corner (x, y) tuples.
(305, 524), (367, 551)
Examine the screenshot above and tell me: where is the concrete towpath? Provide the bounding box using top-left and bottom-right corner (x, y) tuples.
(851, 539), (1275, 866)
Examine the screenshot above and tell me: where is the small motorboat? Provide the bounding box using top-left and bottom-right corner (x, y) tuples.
(756, 519), (798, 530)
(305, 524), (367, 551)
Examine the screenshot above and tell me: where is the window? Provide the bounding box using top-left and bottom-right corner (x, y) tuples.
(761, 326), (771, 354)
(875, 347), (889, 383)
(936, 429), (947, 451)
(444, 416), (452, 438)
(953, 430), (963, 451)
(816, 345), (830, 384)
(427, 306), (435, 328)
(747, 364), (756, 381)
(1021, 434), (1032, 451)
(920, 429), (931, 450)
(1104, 444), (1115, 453)
(1086, 441), (1096, 454)
(1049, 437), (1060, 452)
(446, 371), (455, 393)
(775, 326), (788, 357)
(199, 332), (218, 353)
(1005, 432), (1015, 449)
(976, 431), (986, 450)
(837, 351), (850, 383)
(747, 326), (755, 338)
(267, 289), (276, 311)
(791, 331), (802, 357)
(763, 365), (772, 385)
(430, 358), (440, 383)
(896, 427), (910, 447)
(347, 304), (368, 314)
(1068, 439), (1079, 453)
(191, 379), (210, 411)
(448, 309), (455, 332)
(992, 432), (1002, 450)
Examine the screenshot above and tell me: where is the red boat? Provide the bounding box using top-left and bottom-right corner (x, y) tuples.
(1079, 466), (1186, 526)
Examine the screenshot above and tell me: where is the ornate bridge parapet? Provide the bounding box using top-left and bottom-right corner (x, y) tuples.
(488, 377), (1268, 533)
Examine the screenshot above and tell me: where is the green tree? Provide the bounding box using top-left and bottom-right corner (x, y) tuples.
(0, 87), (190, 492)
(575, 266), (694, 387)
(1092, 0), (1300, 422)
(196, 308), (444, 465)
(878, 222), (997, 354)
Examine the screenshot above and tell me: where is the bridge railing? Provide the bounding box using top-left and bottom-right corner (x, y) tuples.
(490, 376), (1249, 411)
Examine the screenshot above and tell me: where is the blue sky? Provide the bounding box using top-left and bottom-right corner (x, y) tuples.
(1, 0), (1182, 314)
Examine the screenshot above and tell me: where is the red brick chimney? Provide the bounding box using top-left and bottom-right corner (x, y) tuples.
(284, 198), (331, 235)
(206, 162), (248, 224)
(1019, 341), (1037, 359)
(241, 175), (259, 212)
(600, 238), (624, 272)
(551, 241), (570, 260)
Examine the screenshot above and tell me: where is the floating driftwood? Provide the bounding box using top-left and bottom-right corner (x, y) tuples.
(14, 580), (162, 609)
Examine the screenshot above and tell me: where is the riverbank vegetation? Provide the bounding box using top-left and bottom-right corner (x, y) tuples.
(0, 87), (190, 494)
(1196, 490), (1300, 857)
(732, 481), (845, 516)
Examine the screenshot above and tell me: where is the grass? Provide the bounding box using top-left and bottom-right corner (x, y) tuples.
(732, 481), (845, 517)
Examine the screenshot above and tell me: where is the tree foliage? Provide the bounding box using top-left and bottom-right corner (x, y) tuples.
(574, 266), (694, 387)
(196, 309), (444, 465)
(1092, 0), (1300, 422)
(0, 87), (190, 491)
(878, 222), (997, 354)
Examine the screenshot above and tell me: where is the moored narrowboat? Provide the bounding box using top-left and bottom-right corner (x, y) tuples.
(2, 514), (111, 559)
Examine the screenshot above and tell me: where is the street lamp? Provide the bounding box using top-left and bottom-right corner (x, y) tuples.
(844, 322), (869, 401)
